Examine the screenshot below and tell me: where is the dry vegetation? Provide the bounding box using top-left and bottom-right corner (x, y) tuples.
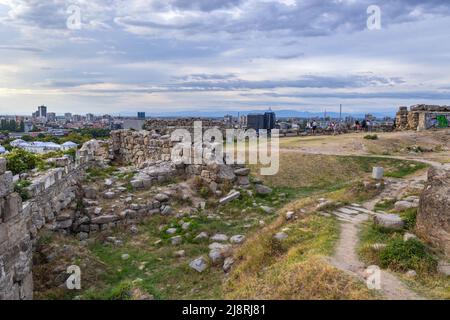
(224, 192), (377, 300)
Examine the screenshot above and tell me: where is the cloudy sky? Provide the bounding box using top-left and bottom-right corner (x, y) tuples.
(0, 0), (449, 116)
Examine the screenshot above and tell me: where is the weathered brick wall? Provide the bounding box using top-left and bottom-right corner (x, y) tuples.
(0, 158), (33, 300)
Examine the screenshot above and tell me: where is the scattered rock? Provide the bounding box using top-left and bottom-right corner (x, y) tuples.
(373, 213), (405, 230)
(230, 235), (246, 244)
(274, 232), (288, 241)
(255, 184), (273, 195)
(174, 250), (185, 258)
(405, 270), (417, 278)
(223, 257), (235, 273)
(103, 191), (115, 199)
(182, 222), (191, 230)
(161, 205), (173, 215)
(285, 211), (295, 220)
(189, 256), (209, 273)
(316, 200), (333, 211)
(238, 176), (250, 186)
(91, 214), (118, 224)
(209, 249), (225, 265)
(155, 193), (169, 202)
(371, 243), (387, 251)
(166, 228), (177, 235)
(219, 191), (240, 205)
(211, 234), (229, 242)
(394, 200), (417, 211)
(260, 206), (274, 214)
(130, 225), (139, 234)
(403, 233), (417, 241)
(234, 168), (250, 176)
(170, 236), (182, 245)
(194, 232), (209, 241)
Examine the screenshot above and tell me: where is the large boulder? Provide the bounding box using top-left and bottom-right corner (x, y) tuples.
(373, 213), (404, 230)
(416, 167), (450, 257)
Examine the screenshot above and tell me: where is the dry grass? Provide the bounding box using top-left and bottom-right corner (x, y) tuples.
(223, 194), (376, 300)
(225, 256), (375, 300)
(251, 152), (424, 190)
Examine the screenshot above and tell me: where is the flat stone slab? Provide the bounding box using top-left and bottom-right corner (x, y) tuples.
(338, 207), (360, 215)
(348, 206), (375, 214)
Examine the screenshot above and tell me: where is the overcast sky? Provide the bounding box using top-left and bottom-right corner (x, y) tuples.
(0, 0), (449, 115)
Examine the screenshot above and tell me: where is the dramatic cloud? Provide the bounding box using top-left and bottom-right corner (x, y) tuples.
(0, 0), (449, 115)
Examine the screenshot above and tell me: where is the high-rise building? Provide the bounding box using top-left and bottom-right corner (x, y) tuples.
(264, 111), (276, 130)
(86, 113), (94, 122)
(245, 114), (265, 131)
(38, 105), (47, 118)
(137, 112), (146, 120)
(64, 113), (72, 121)
(47, 112), (56, 122)
(245, 111), (276, 131)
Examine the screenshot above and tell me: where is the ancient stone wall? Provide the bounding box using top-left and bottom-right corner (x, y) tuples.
(0, 140), (106, 300)
(111, 130), (174, 167)
(416, 167), (450, 257)
(0, 158), (33, 300)
(396, 104), (450, 130)
(143, 118), (227, 135)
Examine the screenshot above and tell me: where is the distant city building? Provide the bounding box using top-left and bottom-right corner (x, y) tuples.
(223, 114), (233, 124)
(244, 111), (276, 131)
(64, 113), (72, 122)
(137, 112), (146, 120)
(47, 112), (56, 122)
(38, 105), (47, 118)
(264, 111), (276, 130)
(86, 113), (95, 122)
(72, 114), (82, 122)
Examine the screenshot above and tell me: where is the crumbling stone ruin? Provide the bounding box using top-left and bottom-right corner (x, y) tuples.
(0, 158), (33, 300)
(416, 167), (450, 257)
(396, 104), (450, 131)
(143, 118), (227, 136)
(0, 128), (250, 299)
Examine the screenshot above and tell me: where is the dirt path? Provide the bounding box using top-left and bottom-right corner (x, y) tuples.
(280, 132), (448, 299)
(328, 173), (426, 300)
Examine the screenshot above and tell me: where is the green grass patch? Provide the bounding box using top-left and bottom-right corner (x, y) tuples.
(359, 222), (437, 274)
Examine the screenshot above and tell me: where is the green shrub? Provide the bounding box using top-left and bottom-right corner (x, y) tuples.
(379, 238), (437, 273)
(401, 208), (417, 230)
(6, 149), (40, 175)
(63, 148), (77, 159)
(199, 186), (210, 198)
(14, 179), (31, 201)
(364, 134), (378, 140)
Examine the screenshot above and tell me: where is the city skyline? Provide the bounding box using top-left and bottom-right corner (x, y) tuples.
(0, 1), (450, 115)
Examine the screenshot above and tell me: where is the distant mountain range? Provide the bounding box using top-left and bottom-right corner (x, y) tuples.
(117, 109), (396, 119)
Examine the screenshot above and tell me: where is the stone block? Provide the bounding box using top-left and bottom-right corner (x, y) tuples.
(0, 171), (13, 198)
(3, 193), (21, 222)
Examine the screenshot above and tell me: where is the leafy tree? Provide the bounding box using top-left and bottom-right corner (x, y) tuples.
(5, 149), (40, 175)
